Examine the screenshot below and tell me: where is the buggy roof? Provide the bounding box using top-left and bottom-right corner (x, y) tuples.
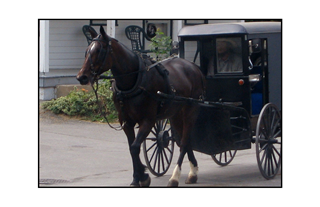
(178, 22), (281, 37)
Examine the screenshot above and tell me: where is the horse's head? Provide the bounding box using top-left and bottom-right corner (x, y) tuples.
(77, 26), (113, 85)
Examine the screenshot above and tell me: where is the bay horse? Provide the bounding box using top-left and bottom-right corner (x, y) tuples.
(76, 26), (205, 187)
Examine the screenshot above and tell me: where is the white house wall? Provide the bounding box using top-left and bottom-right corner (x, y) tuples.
(49, 20), (89, 70)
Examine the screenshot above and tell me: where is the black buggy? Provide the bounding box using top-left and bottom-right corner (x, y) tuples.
(143, 22), (281, 180)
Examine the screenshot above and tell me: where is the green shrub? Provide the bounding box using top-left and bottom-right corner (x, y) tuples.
(42, 80), (118, 122)
(149, 29), (172, 61)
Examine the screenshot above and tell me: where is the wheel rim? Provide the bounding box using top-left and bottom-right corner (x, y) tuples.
(256, 103), (281, 179)
(212, 150), (237, 166)
(143, 119), (174, 176)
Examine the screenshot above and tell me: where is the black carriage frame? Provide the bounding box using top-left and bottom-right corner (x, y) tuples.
(143, 22), (282, 180)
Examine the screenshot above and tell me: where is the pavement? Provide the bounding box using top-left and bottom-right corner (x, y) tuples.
(39, 108), (281, 187)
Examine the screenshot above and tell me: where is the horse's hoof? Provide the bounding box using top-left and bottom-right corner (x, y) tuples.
(167, 179), (179, 187)
(130, 180), (140, 187)
(139, 175), (151, 187)
(185, 175), (198, 184)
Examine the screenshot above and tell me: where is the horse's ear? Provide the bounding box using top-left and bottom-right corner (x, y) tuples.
(100, 26), (109, 41)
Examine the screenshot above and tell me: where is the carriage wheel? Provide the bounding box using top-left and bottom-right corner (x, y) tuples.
(143, 119), (174, 176)
(212, 150), (237, 166)
(256, 103), (281, 179)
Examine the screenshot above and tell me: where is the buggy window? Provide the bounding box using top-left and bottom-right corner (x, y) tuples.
(207, 37), (243, 76)
(184, 41), (200, 66)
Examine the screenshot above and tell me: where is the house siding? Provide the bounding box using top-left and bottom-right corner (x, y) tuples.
(49, 20), (89, 70)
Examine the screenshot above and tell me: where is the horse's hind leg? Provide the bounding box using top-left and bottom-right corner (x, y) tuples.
(168, 107), (199, 187)
(168, 123), (198, 186)
(185, 148), (198, 184)
(167, 144), (198, 186)
(168, 146), (186, 187)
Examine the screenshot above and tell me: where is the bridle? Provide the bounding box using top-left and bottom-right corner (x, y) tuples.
(85, 35), (112, 81)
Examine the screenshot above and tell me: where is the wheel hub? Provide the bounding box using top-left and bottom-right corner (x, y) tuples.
(157, 130), (169, 148)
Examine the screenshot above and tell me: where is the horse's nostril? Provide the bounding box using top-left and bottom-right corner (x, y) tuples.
(77, 75), (89, 85)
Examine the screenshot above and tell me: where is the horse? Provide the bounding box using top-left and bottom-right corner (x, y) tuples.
(76, 26), (206, 187)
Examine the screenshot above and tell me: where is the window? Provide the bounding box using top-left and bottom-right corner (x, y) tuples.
(216, 37), (243, 73)
(184, 41), (201, 66)
(207, 37), (243, 76)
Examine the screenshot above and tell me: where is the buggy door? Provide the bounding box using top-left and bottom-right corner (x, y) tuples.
(248, 38), (269, 115)
(201, 36), (251, 113)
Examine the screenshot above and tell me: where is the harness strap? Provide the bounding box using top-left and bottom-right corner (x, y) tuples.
(147, 56), (178, 71)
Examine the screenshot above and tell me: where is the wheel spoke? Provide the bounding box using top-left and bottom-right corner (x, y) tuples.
(149, 145), (158, 163)
(260, 147), (267, 164)
(270, 153), (275, 175)
(163, 148), (170, 164)
(151, 129), (157, 137)
(259, 143), (268, 153)
(153, 149), (159, 171)
(157, 149), (161, 173)
(273, 129), (281, 138)
(165, 145), (173, 154)
(146, 141), (157, 153)
(271, 150), (279, 169)
(263, 150), (268, 173)
(160, 150), (165, 172)
(272, 145), (281, 156)
(271, 117), (280, 135)
(267, 156), (271, 176)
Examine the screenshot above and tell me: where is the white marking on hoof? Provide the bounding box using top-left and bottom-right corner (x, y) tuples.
(185, 161), (198, 184)
(168, 165), (181, 187)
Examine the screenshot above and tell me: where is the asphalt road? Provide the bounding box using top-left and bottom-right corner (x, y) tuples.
(39, 110), (281, 187)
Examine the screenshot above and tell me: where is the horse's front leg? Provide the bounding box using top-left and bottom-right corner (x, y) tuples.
(129, 120), (154, 187)
(123, 121), (140, 186)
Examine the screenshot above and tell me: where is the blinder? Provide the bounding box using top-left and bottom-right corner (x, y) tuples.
(85, 34), (112, 77)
